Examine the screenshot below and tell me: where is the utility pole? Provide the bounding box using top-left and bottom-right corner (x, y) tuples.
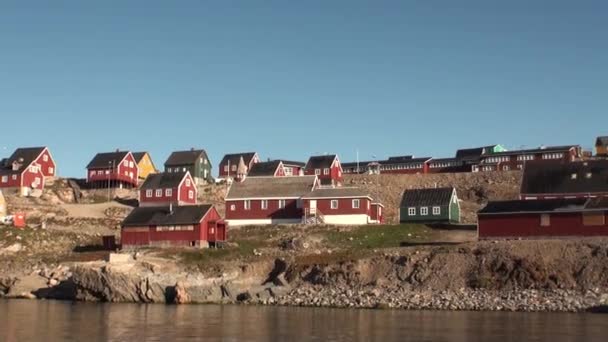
(107, 161), (111, 202)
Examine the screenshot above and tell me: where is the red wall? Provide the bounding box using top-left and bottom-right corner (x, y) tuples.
(33, 148), (56, 177)
(21, 167), (44, 190)
(478, 212), (608, 239)
(371, 204), (384, 223)
(226, 199), (302, 220)
(304, 197), (370, 216)
(88, 154), (138, 186)
(304, 159), (343, 184)
(0, 173), (21, 188)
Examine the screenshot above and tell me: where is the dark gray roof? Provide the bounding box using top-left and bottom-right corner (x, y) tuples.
(305, 155), (337, 170)
(342, 161), (375, 168)
(131, 152), (147, 163)
(87, 151), (130, 169)
(387, 156), (413, 162)
(380, 157), (431, 166)
(455, 145), (498, 159)
(596, 137), (608, 147)
(303, 187), (371, 199)
(521, 160), (608, 195)
(278, 160), (305, 167)
(3, 147), (46, 170)
(428, 157), (463, 163)
(248, 161), (281, 177)
(226, 176), (317, 199)
(478, 198), (589, 215)
(400, 187), (456, 207)
(219, 152), (257, 168)
(165, 149), (209, 166)
(122, 205), (213, 227)
(140, 172), (188, 190)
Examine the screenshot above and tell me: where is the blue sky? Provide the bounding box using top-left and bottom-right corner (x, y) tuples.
(1, 1), (606, 177)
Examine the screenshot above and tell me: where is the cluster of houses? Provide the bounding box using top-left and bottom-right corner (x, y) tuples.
(3, 136), (608, 248)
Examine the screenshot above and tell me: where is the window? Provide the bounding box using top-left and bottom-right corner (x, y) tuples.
(12, 175), (17, 180)
(124, 171), (128, 176)
(330, 200), (339, 209)
(352, 199), (360, 209)
(540, 214), (551, 227)
(90, 171), (95, 176)
(296, 199), (303, 208)
(279, 199), (286, 209)
(155, 189), (162, 197)
(204, 159), (208, 165)
(408, 207), (416, 216)
(98, 170), (104, 175)
(43, 155), (48, 162)
(230, 204), (236, 211)
(420, 207), (429, 216)
(48, 167), (54, 174)
(129, 172), (134, 178)
(503, 165), (510, 171)
(571, 173), (577, 180)
(186, 179), (191, 187)
(165, 189), (172, 197)
(583, 212), (605, 226)
(224, 165), (229, 172)
(146, 190), (153, 197)
(129, 161), (134, 168)
(188, 190), (194, 199)
(284, 167), (293, 176)
(231, 165), (237, 171)
(323, 168), (330, 175)
(261, 200), (268, 210)
(182, 167), (187, 172)
(432, 206), (441, 215)
(244, 200), (251, 210)
(586, 173), (592, 179)
(1, 176), (7, 183)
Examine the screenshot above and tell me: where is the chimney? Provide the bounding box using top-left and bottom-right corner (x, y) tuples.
(115, 148), (120, 152)
(190, 147), (195, 151)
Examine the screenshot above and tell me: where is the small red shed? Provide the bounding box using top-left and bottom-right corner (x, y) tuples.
(477, 197), (608, 239)
(121, 204), (226, 248)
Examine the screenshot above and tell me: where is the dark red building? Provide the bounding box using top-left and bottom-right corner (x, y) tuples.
(139, 171), (197, 207)
(87, 151), (139, 188)
(218, 152), (259, 181)
(121, 204), (226, 248)
(477, 145), (581, 172)
(302, 187), (384, 224)
(520, 159), (608, 200)
(478, 198), (608, 239)
(0, 146), (55, 195)
(304, 155), (343, 186)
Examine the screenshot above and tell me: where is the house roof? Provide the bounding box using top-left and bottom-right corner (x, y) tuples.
(122, 205), (213, 227)
(219, 152), (257, 167)
(400, 187), (456, 207)
(428, 157), (462, 164)
(455, 145), (500, 160)
(387, 156), (413, 162)
(596, 137), (608, 147)
(278, 160), (305, 167)
(165, 149), (209, 166)
(87, 151), (130, 169)
(303, 187), (371, 199)
(140, 172), (189, 190)
(226, 176), (317, 199)
(131, 152), (149, 164)
(305, 155), (337, 170)
(247, 161), (282, 177)
(342, 161), (375, 168)
(478, 198), (591, 215)
(487, 145), (578, 157)
(379, 157), (431, 166)
(3, 147), (46, 170)
(520, 160), (608, 195)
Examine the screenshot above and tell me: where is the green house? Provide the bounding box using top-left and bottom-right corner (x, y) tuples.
(164, 149), (213, 184)
(399, 187), (460, 224)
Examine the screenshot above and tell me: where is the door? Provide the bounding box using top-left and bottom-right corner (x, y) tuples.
(309, 200), (317, 215)
(207, 222), (216, 242)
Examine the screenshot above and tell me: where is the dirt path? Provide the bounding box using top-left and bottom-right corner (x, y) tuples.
(60, 202), (132, 219)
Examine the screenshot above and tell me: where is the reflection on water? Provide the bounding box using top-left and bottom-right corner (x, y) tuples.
(0, 299), (606, 341)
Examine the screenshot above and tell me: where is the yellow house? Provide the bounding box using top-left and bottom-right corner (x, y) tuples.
(132, 152), (158, 180)
(596, 137), (608, 156)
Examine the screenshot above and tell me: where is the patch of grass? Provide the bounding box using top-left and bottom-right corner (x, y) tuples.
(320, 224), (436, 251)
(173, 239), (269, 269)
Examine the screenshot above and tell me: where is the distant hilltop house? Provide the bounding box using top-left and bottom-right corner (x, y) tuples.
(399, 187), (460, 224)
(164, 148), (213, 185)
(132, 152), (157, 181)
(304, 155), (343, 186)
(86, 150), (139, 188)
(218, 152), (259, 181)
(138, 171), (197, 207)
(247, 160), (305, 178)
(0, 146), (56, 195)
(121, 204), (226, 248)
(595, 136), (608, 156)
(520, 159), (608, 200)
(224, 175), (383, 226)
(477, 197), (608, 239)
(476, 145), (581, 172)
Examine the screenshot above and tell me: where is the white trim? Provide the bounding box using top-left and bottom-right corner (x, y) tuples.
(226, 218), (301, 226)
(226, 196), (301, 201)
(303, 195), (373, 200)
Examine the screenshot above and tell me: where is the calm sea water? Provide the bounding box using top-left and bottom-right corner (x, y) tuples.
(0, 299), (607, 341)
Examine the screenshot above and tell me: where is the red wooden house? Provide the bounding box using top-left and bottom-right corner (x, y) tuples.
(302, 187), (384, 225)
(225, 176), (318, 226)
(478, 197), (608, 239)
(86, 151), (139, 188)
(139, 171), (197, 207)
(0, 147), (55, 195)
(520, 160), (608, 200)
(477, 145), (581, 172)
(344, 156), (431, 175)
(304, 155), (343, 186)
(218, 152), (260, 181)
(247, 160), (306, 178)
(121, 204), (226, 248)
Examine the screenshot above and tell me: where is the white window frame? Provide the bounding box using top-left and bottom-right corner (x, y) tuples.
(261, 200), (268, 210)
(323, 168), (330, 175)
(1, 176), (7, 183)
(278, 199), (286, 209)
(155, 189), (162, 197)
(244, 200), (251, 210)
(129, 161), (134, 168)
(432, 206), (441, 215)
(146, 189), (153, 198)
(330, 200), (339, 209)
(408, 207), (416, 216)
(12, 174), (17, 180)
(43, 155), (48, 162)
(186, 179), (191, 187)
(352, 199), (360, 209)
(224, 165), (229, 172)
(165, 188), (172, 197)
(48, 167), (54, 174)
(230, 204), (236, 211)
(231, 165), (237, 171)
(420, 207), (429, 216)
(188, 190), (194, 199)
(315, 169), (321, 175)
